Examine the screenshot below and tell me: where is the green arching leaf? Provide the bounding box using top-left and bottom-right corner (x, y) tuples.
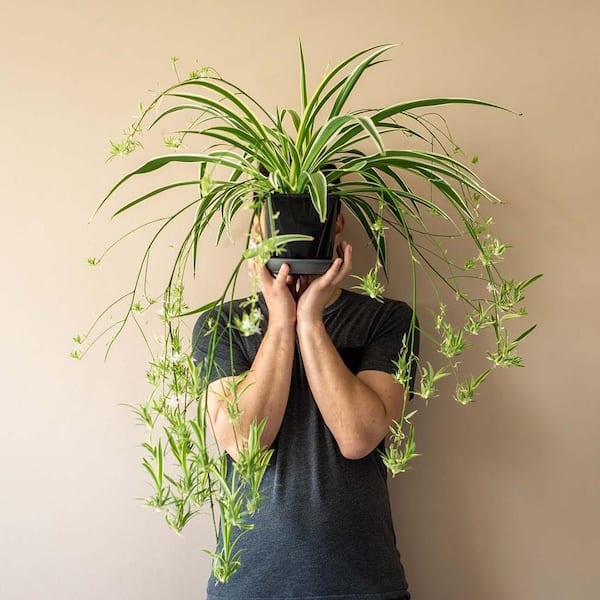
(191, 161), (210, 274)
(185, 75), (278, 126)
(142, 458), (160, 488)
(156, 439), (164, 486)
(111, 180), (201, 218)
(307, 171), (328, 222)
(93, 152), (251, 219)
(355, 115), (385, 154)
(514, 324), (537, 343)
(168, 80), (268, 138)
(341, 159), (367, 172)
(376, 120), (431, 145)
(160, 94), (260, 137)
(329, 44), (396, 118)
(298, 39), (308, 114)
(380, 148), (484, 182)
(389, 189), (457, 226)
(316, 114), (388, 162)
(188, 181), (255, 277)
(322, 116), (430, 159)
(473, 369), (492, 387)
(283, 138), (302, 186)
(300, 111), (392, 176)
(350, 150), (488, 195)
(200, 190), (233, 244)
(421, 171), (474, 220)
(192, 185), (223, 277)
(175, 300), (219, 319)
(296, 43), (393, 149)
(188, 419), (207, 448)
(297, 76), (347, 152)
(377, 229), (388, 278)
(173, 79), (282, 171)
(351, 164), (459, 227)
(164, 427), (182, 465)
(217, 185), (251, 246)
(193, 125), (269, 152)
(341, 194), (382, 254)
(518, 273), (544, 291)
(148, 101), (251, 138)
(352, 153), (498, 216)
(286, 108), (301, 132)
(372, 97), (521, 124)
(296, 170), (310, 193)
(302, 114), (354, 171)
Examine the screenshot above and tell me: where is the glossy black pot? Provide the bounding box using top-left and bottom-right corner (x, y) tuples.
(263, 193), (341, 275)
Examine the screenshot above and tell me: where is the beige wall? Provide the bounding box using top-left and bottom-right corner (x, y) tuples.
(2, 0), (598, 598)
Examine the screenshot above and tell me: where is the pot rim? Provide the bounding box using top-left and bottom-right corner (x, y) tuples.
(266, 192), (340, 200)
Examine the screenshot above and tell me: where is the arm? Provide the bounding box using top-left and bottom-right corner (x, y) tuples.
(297, 317), (407, 460)
(296, 241), (412, 460)
(204, 262), (297, 461)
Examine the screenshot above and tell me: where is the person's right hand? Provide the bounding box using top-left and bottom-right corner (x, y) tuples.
(249, 259), (298, 328)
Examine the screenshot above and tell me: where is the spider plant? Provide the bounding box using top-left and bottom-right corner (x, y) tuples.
(72, 41), (542, 582)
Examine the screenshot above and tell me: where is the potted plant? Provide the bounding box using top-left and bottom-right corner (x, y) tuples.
(72, 42), (542, 582)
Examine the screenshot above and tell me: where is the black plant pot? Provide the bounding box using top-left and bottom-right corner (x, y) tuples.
(263, 193), (341, 275)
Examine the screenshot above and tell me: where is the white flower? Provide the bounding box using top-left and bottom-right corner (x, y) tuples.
(171, 351), (182, 363)
(235, 307), (264, 337)
(165, 394), (179, 409)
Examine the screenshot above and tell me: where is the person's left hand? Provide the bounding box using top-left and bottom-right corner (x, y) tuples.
(296, 241), (353, 326)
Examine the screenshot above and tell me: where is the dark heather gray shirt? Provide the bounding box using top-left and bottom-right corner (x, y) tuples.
(192, 288), (419, 600)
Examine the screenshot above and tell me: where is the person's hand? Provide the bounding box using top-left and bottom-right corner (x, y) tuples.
(248, 258), (298, 328)
(296, 241), (353, 326)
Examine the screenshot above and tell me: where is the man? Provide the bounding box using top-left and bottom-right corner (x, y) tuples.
(192, 203), (419, 600)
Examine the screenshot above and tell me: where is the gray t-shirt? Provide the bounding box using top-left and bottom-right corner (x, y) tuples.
(192, 288), (419, 600)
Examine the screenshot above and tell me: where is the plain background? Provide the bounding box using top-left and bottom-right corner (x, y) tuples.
(2, 1), (598, 598)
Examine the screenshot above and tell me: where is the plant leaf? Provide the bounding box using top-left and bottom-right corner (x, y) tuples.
(514, 324), (537, 343)
(307, 171), (328, 222)
(329, 44), (396, 118)
(174, 299), (220, 319)
(298, 39), (308, 114)
(93, 152), (250, 220)
(111, 180), (201, 218)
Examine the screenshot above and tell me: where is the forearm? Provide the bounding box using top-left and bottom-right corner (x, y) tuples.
(212, 320), (295, 458)
(297, 319), (389, 459)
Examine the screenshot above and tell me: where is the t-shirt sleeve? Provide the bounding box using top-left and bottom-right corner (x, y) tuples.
(191, 303), (252, 385)
(357, 300), (420, 401)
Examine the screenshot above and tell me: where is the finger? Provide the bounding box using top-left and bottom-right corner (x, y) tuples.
(275, 263), (290, 286)
(337, 240), (348, 258)
(318, 257), (344, 288)
(330, 243), (353, 286)
(337, 243), (353, 280)
(258, 262), (274, 290)
(342, 243), (353, 272)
